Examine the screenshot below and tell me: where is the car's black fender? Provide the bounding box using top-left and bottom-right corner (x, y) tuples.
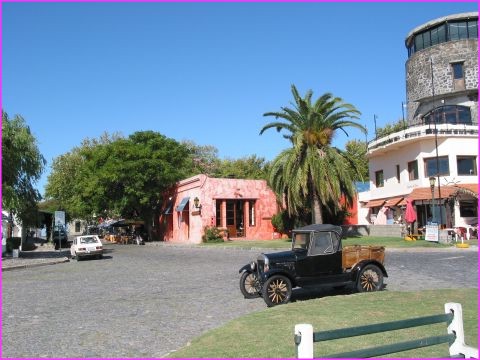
(351, 260), (388, 281)
(239, 264), (252, 274)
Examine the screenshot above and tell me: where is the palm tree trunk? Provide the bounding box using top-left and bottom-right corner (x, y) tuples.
(308, 177), (323, 224)
(311, 195), (323, 224)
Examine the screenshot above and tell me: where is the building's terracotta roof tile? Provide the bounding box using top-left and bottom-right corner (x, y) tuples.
(362, 184), (477, 207)
(364, 199), (386, 208)
(407, 183), (478, 201)
(384, 197), (404, 207)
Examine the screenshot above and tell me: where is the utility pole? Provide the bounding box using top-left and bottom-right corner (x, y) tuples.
(430, 57), (443, 225)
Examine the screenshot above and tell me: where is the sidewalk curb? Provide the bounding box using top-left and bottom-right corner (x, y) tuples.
(2, 258), (70, 271)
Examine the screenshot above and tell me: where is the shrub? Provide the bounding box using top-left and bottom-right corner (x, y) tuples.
(271, 210), (295, 234)
(202, 226), (224, 243)
(6, 237), (21, 252)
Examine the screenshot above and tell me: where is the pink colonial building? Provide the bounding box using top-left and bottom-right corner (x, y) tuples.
(160, 174), (279, 243)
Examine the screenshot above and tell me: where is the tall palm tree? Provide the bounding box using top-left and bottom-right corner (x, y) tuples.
(260, 85), (366, 224)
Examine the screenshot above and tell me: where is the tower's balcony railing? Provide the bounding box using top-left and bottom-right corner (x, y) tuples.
(367, 122), (478, 153)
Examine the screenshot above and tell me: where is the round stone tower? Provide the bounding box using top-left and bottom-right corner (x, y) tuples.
(405, 12), (478, 126)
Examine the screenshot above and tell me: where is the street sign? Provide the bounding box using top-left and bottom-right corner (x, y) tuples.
(54, 211), (65, 227)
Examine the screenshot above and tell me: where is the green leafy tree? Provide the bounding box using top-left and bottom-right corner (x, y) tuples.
(376, 118), (406, 138)
(2, 111), (46, 228)
(344, 139), (369, 182)
(180, 140), (269, 180)
(181, 140), (221, 176)
(62, 131), (189, 239)
(45, 132), (121, 220)
(260, 85), (366, 224)
(214, 155), (269, 180)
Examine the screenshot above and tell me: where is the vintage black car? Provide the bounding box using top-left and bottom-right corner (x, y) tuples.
(239, 224), (387, 307)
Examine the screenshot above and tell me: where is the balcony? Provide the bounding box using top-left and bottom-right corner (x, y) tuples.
(367, 123), (478, 156)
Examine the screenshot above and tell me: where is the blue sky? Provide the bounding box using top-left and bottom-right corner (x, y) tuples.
(2, 2), (477, 195)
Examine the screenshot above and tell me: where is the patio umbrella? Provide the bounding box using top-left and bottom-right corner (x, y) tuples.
(405, 198), (417, 234)
(405, 199), (417, 223)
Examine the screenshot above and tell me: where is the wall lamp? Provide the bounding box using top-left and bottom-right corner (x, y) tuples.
(193, 197), (202, 209)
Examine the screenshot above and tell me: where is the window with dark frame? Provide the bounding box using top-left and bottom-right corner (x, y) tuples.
(424, 156), (450, 177)
(75, 221), (81, 233)
(310, 232), (334, 256)
(408, 160), (419, 180)
(452, 63), (464, 79)
(457, 156), (477, 176)
(396, 164), (400, 183)
(375, 170), (384, 188)
(226, 200), (235, 226)
(408, 19), (478, 57)
(215, 201), (221, 226)
(423, 105), (472, 125)
(459, 201), (478, 217)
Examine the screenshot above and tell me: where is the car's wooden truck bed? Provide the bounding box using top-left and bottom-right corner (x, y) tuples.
(342, 245), (385, 269)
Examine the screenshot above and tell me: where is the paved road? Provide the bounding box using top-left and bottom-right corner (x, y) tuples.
(2, 244), (477, 358)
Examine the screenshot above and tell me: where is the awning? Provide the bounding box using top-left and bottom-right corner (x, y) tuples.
(384, 197), (404, 207)
(407, 184), (478, 202)
(364, 199), (386, 208)
(176, 197), (190, 212)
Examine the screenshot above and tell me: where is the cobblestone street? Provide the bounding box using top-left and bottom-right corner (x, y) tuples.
(2, 243), (477, 358)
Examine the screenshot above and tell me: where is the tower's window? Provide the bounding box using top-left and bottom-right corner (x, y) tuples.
(407, 19), (478, 57)
(449, 21), (468, 40)
(423, 105), (472, 125)
(452, 63), (464, 79)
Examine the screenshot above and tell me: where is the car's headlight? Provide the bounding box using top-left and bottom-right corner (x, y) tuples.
(250, 261), (256, 271)
(263, 255), (270, 272)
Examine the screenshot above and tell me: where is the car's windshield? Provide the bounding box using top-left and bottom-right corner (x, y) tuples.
(292, 232), (310, 250)
(80, 237), (98, 244)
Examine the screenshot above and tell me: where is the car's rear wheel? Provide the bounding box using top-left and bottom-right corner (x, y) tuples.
(240, 271), (261, 298)
(262, 275), (292, 307)
(357, 264), (383, 292)
(76, 253), (81, 262)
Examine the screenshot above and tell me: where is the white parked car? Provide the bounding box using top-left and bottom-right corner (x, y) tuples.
(70, 235), (103, 261)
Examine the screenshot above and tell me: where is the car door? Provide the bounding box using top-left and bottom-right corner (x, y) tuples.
(295, 231), (343, 285)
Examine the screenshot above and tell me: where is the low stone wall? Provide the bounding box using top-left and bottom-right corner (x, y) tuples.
(342, 224), (403, 238)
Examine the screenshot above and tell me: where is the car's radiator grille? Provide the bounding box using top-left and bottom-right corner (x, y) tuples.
(256, 260), (264, 276)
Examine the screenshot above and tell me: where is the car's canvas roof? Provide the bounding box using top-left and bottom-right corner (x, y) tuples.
(293, 224), (343, 235)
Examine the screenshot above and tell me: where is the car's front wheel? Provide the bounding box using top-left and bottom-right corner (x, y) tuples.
(262, 275), (292, 307)
(240, 271), (261, 299)
(357, 264), (383, 292)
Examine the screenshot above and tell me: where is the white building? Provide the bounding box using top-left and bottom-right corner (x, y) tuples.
(358, 12), (478, 232)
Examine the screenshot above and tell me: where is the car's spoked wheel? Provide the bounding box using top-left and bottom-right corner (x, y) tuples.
(240, 272), (261, 298)
(262, 275), (292, 307)
(357, 264), (383, 292)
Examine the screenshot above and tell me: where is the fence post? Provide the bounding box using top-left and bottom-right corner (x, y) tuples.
(294, 324), (313, 359)
(445, 302), (479, 358)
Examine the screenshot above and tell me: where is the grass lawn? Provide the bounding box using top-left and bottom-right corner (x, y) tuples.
(166, 288), (478, 358)
(201, 236), (477, 249)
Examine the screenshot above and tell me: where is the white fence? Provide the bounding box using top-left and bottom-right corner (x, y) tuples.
(295, 302), (478, 359)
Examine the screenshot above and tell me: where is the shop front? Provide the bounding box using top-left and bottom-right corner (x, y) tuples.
(160, 174), (279, 244)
